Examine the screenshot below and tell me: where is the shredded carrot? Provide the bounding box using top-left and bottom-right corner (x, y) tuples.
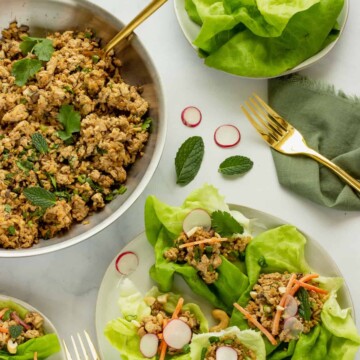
(289, 274), (319, 296)
(157, 333), (163, 339)
(179, 237), (228, 249)
(233, 303), (277, 346)
(0, 308), (9, 319)
(0, 327), (8, 334)
(295, 280), (328, 294)
(158, 318), (169, 360)
(272, 273), (297, 336)
(172, 297), (184, 319)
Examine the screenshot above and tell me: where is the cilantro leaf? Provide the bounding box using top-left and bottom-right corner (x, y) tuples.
(175, 136), (204, 185)
(141, 117), (152, 130)
(20, 36), (54, 61)
(57, 105), (81, 141)
(11, 58), (42, 86)
(218, 155), (254, 175)
(9, 324), (23, 339)
(211, 210), (244, 237)
(298, 287), (311, 321)
(31, 132), (49, 154)
(24, 186), (56, 209)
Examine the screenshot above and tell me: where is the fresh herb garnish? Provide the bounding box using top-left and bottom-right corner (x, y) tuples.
(298, 287), (311, 321)
(4, 204), (12, 213)
(208, 336), (220, 343)
(175, 136), (204, 185)
(1, 309), (11, 321)
(31, 132), (49, 154)
(182, 344), (191, 354)
(16, 160), (34, 172)
(85, 178), (103, 193)
(218, 155), (253, 176)
(8, 225), (16, 236)
(57, 105), (81, 142)
(63, 85), (74, 94)
(9, 324), (23, 339)
(200, 347), (207, 360)
(92, 55), (100, 64)
(24, 187), (56, 209)
(141, 118), (152, 130)
(258, 255), (268, 268)
(11, 58), (42, 86)
(211, 210), (244, 237)
(20, 36), (54, 61)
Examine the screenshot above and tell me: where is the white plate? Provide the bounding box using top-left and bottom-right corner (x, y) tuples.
(95, 204), (354, 359)
(0, 295), (65, 359)
(173, 0), (349, 78)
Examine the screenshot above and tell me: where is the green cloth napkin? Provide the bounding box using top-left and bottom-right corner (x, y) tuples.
(268, 75), (360, 211)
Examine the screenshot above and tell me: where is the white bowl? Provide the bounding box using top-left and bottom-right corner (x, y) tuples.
(174, 0), (349, 79)
(0, 0), (166, 257)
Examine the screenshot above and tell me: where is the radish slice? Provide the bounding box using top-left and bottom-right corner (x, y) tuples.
(181, 106), (202, 127)
(11, 312), (30, 330)
(163, 319), (192, 349)
(283, 317), (304, 339)
(115, 251), (139, 275)
(183, 209), (211, 235)
(283, 295), (298, 319)
(216, 346), (238, 360)
(139, 333), (159, 358)
(214, 125), (241, 148)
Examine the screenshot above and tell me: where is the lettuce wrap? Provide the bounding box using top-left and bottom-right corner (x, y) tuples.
(145, 184), (251, 313)
(0, 299), (61, 360)
(104, 279), (208, 360)
(230, 225), (360, 359)
(185, 0), (344, 77)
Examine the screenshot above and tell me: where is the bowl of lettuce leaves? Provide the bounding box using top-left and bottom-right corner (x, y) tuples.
(174, 0), (349, 78)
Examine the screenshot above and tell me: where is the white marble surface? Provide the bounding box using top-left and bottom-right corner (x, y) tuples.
(1, 0), (360, 358)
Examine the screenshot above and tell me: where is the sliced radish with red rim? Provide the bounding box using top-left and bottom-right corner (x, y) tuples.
(115, 251), (139, 275)
(283, 316), (304, 339)
(181, 106), (202, 127)
(283, 295), (298, 319)
(139, 333), (159, 358)
(183, 209), (211, 235)
(163, 319), (192, 349)
(216, 346), (238, 360)
(214, 125), (241, 148)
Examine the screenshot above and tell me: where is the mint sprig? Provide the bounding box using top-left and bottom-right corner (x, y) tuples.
(211, 210), (244, 237)
(175, 136), (204, 185)
(24, 187), (56, 209)
(218, 155), (253, 176)
(57, 105), (81, 141)
(31, 132), (49, 154)
(298, 287), (311, 321)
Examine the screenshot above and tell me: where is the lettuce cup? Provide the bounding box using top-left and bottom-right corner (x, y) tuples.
(145, 184), (251, 312)
(231, 225), (360, 359)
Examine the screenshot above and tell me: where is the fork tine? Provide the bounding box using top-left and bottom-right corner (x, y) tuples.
(71, 335), (82, 360)
(241, 103), (279, 143)
(77, 332), (90, 360)
(63, 340), (74, 360)
(84, 330), (101, 360)
(253, 93), (289, 131)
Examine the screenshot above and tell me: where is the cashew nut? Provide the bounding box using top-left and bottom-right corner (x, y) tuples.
(7, 340), (18, 354)
(209, 309), (229, 332)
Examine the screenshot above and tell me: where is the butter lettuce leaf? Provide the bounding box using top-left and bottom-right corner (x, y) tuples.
(230, 225), (360, 359)
(145, 184), (250, 312)
(186, 0), (344, 77)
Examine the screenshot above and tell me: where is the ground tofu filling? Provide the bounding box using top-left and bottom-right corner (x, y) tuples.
(245, 272), (326, 342)
(164, 228), (251, 284)
(0, 22), (150, 248)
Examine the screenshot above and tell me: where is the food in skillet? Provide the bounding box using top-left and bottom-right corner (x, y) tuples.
(0, 298), (60, 358)
(0, 22), (150, 249)
(145, 184), (252, 312)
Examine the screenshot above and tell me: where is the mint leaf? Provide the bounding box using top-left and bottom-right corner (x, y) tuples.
(258, 255), (268, 268)
(24, 187), (56, 209)
(20, 36), (54, 61)
(31, 132), (49, 154)
(211, 210), (244, 237)
(11, 58), (42, 86)
(9, 324), (23, 339)
(218, 155), (253, 175)
(57, 105), (81, 141)
(4, 204), (12, 213)
(298, 287), (311, 321)
(175, 136), (204, 185)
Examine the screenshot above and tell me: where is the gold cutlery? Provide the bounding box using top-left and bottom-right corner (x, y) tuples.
(242, 94), (360, 193)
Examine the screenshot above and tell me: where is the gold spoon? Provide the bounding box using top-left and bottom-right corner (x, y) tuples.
(103, 0), (168, 54)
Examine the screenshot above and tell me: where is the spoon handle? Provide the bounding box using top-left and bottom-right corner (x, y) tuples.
(103, 0), (168, 54)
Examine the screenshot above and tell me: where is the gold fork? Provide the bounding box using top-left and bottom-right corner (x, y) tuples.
(242, 94), (360, 193)
(63, 331), (101, 360)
